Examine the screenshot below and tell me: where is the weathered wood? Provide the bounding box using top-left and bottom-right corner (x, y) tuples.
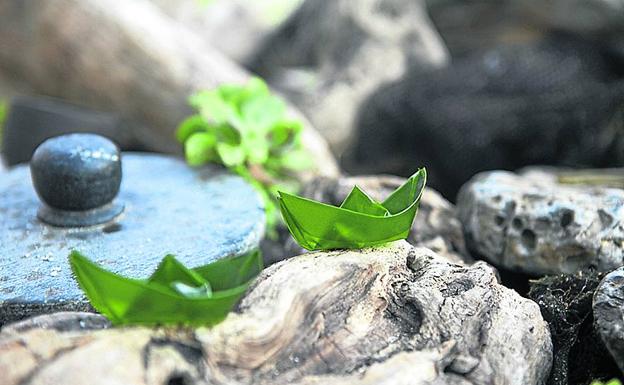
(0, 0), (339, 178)
(0, 242), (551, 385)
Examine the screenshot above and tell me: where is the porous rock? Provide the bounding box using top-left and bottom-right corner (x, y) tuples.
(593, 266), (624, 374)
(345, 33), (624, 199)
(0, 242), (551, 385)
(457, 170), (624, 275)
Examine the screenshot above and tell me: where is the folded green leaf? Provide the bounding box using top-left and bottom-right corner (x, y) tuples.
(340, 186), (389, 217)
(278, 168), (426, 250)
(69, 249), (263, 326)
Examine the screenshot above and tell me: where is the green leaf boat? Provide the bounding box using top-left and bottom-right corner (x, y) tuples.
(69, 249), (263, 326)
(278, 168), (427, 250)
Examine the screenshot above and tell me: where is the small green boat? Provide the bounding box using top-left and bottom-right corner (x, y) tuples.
(278, 168), (426, 250)
(69, 249), (262, 326)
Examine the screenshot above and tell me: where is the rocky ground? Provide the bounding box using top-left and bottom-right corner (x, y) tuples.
(1, 1), (624, 384)
(1, 242), (551, 385)
(2, 167), (624, 384)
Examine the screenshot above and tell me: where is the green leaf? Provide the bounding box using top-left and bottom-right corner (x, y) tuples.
(340, 186), (389, 217)
(590, 380), (622, 385)
(176, 115), (207, 143)
(279, 148), (313, 171)
(270, 120), (302, 146)
(69, 249), (263, 326)
(382, 169), (427, 215)
(190, 90), (234, 125)
(185, 132), (217, 166)
(278, 168), (427, 250)
(241, 95), (286, 132)
(216, 142), (246, 167)
(171, 281), (213, 298)
(241, 130), (270, 164)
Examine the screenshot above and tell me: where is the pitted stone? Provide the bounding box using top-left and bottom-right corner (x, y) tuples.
(0, 154), (265, 324)
(457, 170), (624, 275)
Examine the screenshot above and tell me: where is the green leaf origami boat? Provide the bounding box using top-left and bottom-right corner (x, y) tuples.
(278, 168), (427, 250)
(69, 249), (263, 326)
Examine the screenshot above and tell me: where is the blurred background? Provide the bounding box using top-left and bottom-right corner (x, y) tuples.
(1, 0), (624, 201)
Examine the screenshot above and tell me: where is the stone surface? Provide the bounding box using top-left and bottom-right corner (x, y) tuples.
(457, 170), (624, 275)
(0, 153), (265, 325)
(529, 271), (620, 385)
(251, 0), (448, 154)
(0, 242), (551, 385)
(593, 266), (624, 374)
(345, 33), (624, 199)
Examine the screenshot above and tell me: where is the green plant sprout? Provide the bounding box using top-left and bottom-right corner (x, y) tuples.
(278, 168), (427, 250)
(69, 249), (263, 326)
(176, 77), (311, 236)
(590, 379), (622, 385)
(0, 100), (7, 147)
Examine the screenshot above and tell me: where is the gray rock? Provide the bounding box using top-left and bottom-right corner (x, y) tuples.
(428, 0), (624, 59)
(0, 242), (552, 385)
(345, 33), (624, 200)
(251, 0), (448, 154)
(457, 170), (624, 275)
(594, 266), (624, 374)
(0, 154), (265, 325)
(265, 174), (471, 265)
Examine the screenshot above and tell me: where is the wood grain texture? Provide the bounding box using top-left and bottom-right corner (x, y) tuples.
(0, 242), (551, 385)
(0, 0), (339, 178)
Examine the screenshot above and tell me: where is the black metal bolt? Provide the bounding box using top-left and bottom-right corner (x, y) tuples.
(30, 133), (124, 227)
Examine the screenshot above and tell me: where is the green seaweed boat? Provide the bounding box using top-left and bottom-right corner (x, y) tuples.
(69, 249), (262, 326)
(278, 168), (427, 250)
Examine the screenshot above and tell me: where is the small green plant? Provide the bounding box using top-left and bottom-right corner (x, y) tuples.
(278, 168), (427, 250)
(176, 78), (311, 236)
(591, 380), (622, 385)
(0, 100), (7, 147)
(69, 249), (263, 326)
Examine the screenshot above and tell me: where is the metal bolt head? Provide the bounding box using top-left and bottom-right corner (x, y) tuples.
(30, 133), (122, 211)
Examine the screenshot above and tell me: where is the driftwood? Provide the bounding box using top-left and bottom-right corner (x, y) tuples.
(251, 0), (449, 154)
(0, 0), (338, 177)
(0, 242), (551, 385)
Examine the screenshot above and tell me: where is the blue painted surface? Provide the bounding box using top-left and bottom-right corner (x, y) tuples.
(0, 153), (265, 321)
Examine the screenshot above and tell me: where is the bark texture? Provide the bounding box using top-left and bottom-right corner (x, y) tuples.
(0, 242), (551, 385)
